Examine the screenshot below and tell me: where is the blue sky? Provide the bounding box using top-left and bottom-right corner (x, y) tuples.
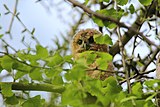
(0, 0), (74, 103)
(0, 0), (74, 51)
(0, 0), (159, 76)
(0, 0), (159, 103)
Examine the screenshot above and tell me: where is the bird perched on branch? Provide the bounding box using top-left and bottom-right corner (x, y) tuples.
(71, 28), (114, 80)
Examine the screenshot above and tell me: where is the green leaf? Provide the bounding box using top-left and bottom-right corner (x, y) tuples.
(45, 69), (55, 78)
(132, 82), (143, 97)
(64, 55), (73, 63)
(144, 79), (160, 89)
(31, 28), (35, 35)
(1, 55), (13, 71)
(22, 29), (27, 33)
(105, 77), (122, 94)
(79, 51), (97, 65)
(145, 92), (157, 101)
(65, 64), (86, 81)
(86, 52), (97, 64)
(52, 75), (63, 85)
(134, 100), (145, 107)
(97, 77), (122, 106)
(5, 95), (19, 105)
(137, 61), (144, 67)
(104, 21), (117, 29)
(94, 34), (113, 45)
(129, 4), (135, 14)
(1, 83), (14, 97)
(120, 96), (137, 103)
(102, 76), (117, 87)
(17, 51), (38, 61)
(138, 0), (152, 6)
(97, 52), (112, 61)
(0, 34), (3, 38)
(117, 0), (128, 5)
(95, 52), (112, 70)
(46, 53), (63, 67)
(92, 16), (104, 27)
(114, 91), (126, 104)
(93, 8), (123, 29)
(0, 64), (3, 73)
(14, 61), (32, 74)
(86, 79), (102, 93)
(12, 61), (19, 69)
(36, 45), (49, 59)
(15, 71), (26, 80)
(29, 68), (43, 81)
(3, 4), (9, 11)
(61, 84), (83, 106)
(96, 58), (108, 70)
(17, 51), (39, 68)
(105, 83), (118, 95)
(22, 95), (45, 107)
(84, 0), (89, 5)
(102, 0), (110, 3)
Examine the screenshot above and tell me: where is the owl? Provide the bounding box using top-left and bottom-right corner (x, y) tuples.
(71, 28), (114, 80)
(156, 53), (160, 79)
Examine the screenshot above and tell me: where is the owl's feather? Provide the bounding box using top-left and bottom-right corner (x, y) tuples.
(71, 28), (114, 80)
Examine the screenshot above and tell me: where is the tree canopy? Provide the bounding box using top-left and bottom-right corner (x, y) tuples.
(0, 0), (160, 107)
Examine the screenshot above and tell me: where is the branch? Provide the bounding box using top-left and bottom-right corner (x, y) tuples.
(119, 69), (156, 84)
(1, 39), (17, 52)
(67, 0), (125, 27)
(6, 0), (18, 39)
(4, 1), (40, 44)
(66, 0), (159, 55)
(142, 48), (159, 72)
(109, 23), (140, 56)
(0, 51), (50, 70)
(0, 82), (65, 93)
(117, 27), (131, 93)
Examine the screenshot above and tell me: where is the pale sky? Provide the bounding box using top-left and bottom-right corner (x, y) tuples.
(0, 0), (73, 51)
(0, 0), (159, 105)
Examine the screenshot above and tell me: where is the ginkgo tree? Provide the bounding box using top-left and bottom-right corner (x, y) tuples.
(0, 0), (160, 107)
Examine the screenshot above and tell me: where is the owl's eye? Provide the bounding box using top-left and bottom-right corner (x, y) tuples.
(88, 36), (94, 43)
(77, 39), (82, 45)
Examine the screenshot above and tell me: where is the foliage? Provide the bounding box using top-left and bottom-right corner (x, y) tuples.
(0, 0), (160, 107)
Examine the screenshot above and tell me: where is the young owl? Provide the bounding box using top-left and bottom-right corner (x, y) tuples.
(71, 28), (114, 80)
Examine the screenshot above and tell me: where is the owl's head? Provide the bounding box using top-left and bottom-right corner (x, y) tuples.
(71, 29), (109, 58)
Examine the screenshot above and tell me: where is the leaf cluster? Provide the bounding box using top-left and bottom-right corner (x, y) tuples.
(0, 0), (160, 106)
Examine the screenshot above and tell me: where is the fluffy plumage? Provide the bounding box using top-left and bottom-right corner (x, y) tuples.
(71, 28), (114, 80)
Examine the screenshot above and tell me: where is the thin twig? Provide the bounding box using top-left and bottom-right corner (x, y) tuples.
(6, 0), (19, 39)
(4, 0), (40, 44)
(109, 18), (143, 56)
(142, 49), (159, 72)
(15, 15), (40, 44)
(66, 0), (159, 49)
(119, 69), (156, 84)
(0, 51), (50, 69)
(117, 27), (131, 93)
(1, 39), (17, 52)
(0, 51), (70, 72)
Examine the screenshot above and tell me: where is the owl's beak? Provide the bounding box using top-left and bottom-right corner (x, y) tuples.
(83, 41), (90, 50)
